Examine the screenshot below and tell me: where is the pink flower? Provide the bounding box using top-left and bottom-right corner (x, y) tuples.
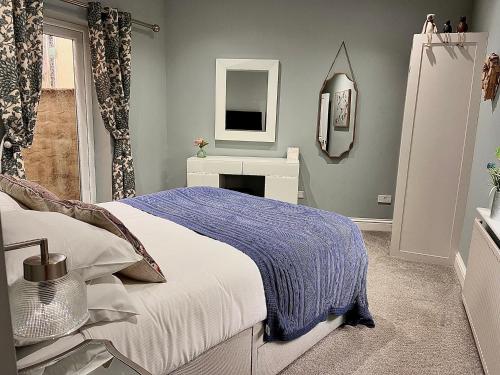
(194, 137), (208, 148)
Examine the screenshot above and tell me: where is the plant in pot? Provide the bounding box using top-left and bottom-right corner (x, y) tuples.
(487, 147), (500, 219)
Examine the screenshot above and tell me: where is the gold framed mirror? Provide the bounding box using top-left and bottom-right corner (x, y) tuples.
(316, 42), (357, 158)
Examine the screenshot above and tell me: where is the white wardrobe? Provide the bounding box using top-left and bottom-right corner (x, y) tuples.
(391, 33), (488, 265)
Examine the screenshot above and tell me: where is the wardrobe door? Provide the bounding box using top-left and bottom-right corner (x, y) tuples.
(391, 33), (487, 265)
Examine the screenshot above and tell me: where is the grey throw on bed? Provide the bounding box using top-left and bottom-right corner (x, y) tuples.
(122, 187), (374, 341)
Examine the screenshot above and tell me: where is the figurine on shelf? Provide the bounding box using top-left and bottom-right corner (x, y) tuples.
(482, 53), (500, 101)
(442, 20), (452, 43)
(457, 16), (468, 46)
(457, 16), (469, 32)
(422, 14), (438, 46)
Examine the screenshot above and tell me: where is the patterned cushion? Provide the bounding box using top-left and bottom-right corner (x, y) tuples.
(61, 199), (165, 283)
(0, 174), (60, 209)
(0, 175), (165, 283)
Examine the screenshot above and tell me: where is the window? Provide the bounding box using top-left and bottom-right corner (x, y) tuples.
(22, 19), (95, 202)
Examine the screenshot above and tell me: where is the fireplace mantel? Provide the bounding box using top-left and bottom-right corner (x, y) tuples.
(186, 155), (299, 204)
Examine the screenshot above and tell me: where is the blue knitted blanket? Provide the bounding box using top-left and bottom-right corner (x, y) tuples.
(122, 187), (374, 341)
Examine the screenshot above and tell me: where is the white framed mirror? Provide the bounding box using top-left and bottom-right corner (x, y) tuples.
(215, 59), (279, 142)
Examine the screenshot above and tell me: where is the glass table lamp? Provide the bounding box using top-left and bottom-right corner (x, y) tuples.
(6, 238), (89, 344)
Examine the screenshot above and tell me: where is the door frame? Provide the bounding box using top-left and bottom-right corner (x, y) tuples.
(43, 18), (96, 203)
(390, 32), (488, 265)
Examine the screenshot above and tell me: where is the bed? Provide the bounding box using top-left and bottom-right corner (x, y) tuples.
(12, 186), (373, 375)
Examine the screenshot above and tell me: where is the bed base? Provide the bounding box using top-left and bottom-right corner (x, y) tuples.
(171, 315), (345, 375)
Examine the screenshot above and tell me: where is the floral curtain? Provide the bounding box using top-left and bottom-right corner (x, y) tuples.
(88, 2), (135, 200)
(0, 0), (44, 178)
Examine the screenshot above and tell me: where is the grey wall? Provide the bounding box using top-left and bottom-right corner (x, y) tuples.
(44, 0), (168, 202)
(459, 0), (500, 263)
(164, 0), (472, 219)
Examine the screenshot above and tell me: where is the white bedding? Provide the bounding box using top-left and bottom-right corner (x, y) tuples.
(79, 202), (267, 374)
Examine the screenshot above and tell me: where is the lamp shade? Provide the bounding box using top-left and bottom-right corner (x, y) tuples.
(10, 271), (89, 344)
(6, 239), (89, 345)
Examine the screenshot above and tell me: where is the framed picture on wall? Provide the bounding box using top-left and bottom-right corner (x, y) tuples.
(333, 89), (351, 128)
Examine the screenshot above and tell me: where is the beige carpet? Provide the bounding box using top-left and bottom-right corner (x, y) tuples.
(281, 231), (483, 375)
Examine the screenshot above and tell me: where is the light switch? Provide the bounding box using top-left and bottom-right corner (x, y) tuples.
(378, 195), (392, 204)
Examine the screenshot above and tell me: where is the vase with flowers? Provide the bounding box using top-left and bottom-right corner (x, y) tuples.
(194, 137), (209, 158)
(487, 147), (500, 219)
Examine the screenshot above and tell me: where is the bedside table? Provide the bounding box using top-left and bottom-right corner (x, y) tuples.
(18, 339), (151, 375)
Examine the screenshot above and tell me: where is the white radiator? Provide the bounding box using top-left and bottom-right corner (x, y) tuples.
(463, 218), (500, 375)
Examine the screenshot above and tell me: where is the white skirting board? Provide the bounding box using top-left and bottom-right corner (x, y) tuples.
(351, 218), (392, 232)
(454, 251), (466, 288)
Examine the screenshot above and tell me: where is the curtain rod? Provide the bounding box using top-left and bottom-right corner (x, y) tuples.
(60, 0), (160, 32)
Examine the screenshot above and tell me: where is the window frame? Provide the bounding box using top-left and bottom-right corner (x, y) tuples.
(42, 18), (96, 203)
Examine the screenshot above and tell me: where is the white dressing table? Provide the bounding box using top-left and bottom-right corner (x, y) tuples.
(186, 156), (299, 204)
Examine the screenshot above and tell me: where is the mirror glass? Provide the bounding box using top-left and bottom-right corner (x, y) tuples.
(225, 70), (268, 132)
(317, 73), (357, 158)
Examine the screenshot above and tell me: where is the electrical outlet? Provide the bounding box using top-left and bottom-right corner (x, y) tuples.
(377, 194), (392, 204)
(298, 190), (305, 199)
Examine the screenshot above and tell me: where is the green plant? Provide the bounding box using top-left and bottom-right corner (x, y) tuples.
(487, 147), (500, 191)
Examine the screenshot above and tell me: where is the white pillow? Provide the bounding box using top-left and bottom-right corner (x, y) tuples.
(86, 274), (139, 324)
(0, 191), (25, 212)
(14, 275), (139, 347)
(3, 210), (142, 286)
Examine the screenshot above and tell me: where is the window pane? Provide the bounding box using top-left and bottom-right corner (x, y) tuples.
(22, 34), (81, 200)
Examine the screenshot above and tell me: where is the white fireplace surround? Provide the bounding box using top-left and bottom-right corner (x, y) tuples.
(186, 156), (299, 204)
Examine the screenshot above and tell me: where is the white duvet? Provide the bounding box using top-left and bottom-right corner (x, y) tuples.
(18, 202), (267, 374)
(87, 202), (267, 374)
